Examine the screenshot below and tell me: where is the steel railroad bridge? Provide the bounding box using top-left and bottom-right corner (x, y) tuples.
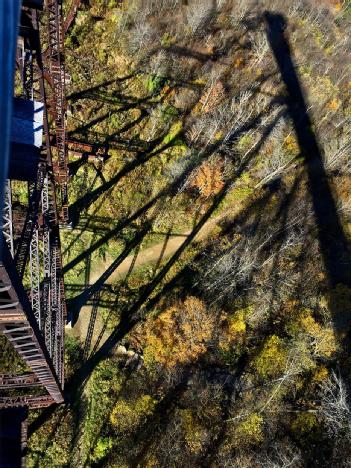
(0, 0), (100, 467)
(0, 2), (93, 456)
(0, 0), (69, 413)
(0, 0), (84, 462)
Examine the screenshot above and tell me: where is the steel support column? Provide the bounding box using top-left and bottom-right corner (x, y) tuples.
(3, 180), (14, 257)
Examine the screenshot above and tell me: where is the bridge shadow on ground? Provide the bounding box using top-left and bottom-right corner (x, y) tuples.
(66, 103), (284, 385)
(65, 95), (282, 277)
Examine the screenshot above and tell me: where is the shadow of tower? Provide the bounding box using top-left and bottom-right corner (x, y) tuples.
(265, 12), (351, 334)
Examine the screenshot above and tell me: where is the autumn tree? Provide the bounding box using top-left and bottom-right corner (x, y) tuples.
(253, 335), (288, 380)
(143, 296), (216, 369)
(110, 394), (157, 433)
(189, 158), (224, 198)
(199, 80), (226, 114)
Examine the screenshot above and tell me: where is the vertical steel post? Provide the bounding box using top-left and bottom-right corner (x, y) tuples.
(3, 180), (14, 257)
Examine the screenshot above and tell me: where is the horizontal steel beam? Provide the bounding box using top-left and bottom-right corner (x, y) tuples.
(0, 373), (40, 388)
(0, 395), (55, 409)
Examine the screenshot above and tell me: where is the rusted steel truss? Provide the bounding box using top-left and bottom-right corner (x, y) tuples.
(45, 0), (69, 223)
(0, 395), (55, 409)
(64, 0), (82, 33)
(0, 373), (40, 388)
(0, 1), (67, 409)
(0, 243), (63, 403)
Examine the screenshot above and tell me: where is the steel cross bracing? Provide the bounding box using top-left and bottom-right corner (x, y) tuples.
(29, 225), (41, 326)
(45, 0), (69, 223)
(41, 174), (52, 353)
(39, 172), (67, 375)
(50, 239), (59, 371)
(14, 164), (46, 280)
(3, 180), (14, 257)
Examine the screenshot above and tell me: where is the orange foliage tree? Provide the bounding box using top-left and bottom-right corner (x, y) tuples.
(200, 80), (226, 113)
(190, 159), (224, 198)
(144, 296), (216, 369)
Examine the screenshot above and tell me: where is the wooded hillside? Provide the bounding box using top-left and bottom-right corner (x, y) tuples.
(27, 1), (351, 466)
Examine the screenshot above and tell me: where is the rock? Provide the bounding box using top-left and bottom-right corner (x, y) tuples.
(115, 345), (127, 356)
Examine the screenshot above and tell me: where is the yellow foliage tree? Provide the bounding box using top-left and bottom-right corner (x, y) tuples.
(286, 308), (337, 359)
(283, 134), (299, 155)
(253, 335), (287, 380)
(180, 409), (207, 454)
(300, 313), (337, 358)
(144, 456), (160, 468)
(327, 97), (341, 111)
(291, 413), (318, 441)
(312, 366), (329, 383)
(110, 395), (156, 433)
(228, 309), (247, 338)
(234, 413), (264, 446)
(219, 308), (248, 355)
(144, 296), (216, 369)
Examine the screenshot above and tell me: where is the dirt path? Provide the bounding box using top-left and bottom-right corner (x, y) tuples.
(89, 208), (235, 285)
(89, 232), (190, 284)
